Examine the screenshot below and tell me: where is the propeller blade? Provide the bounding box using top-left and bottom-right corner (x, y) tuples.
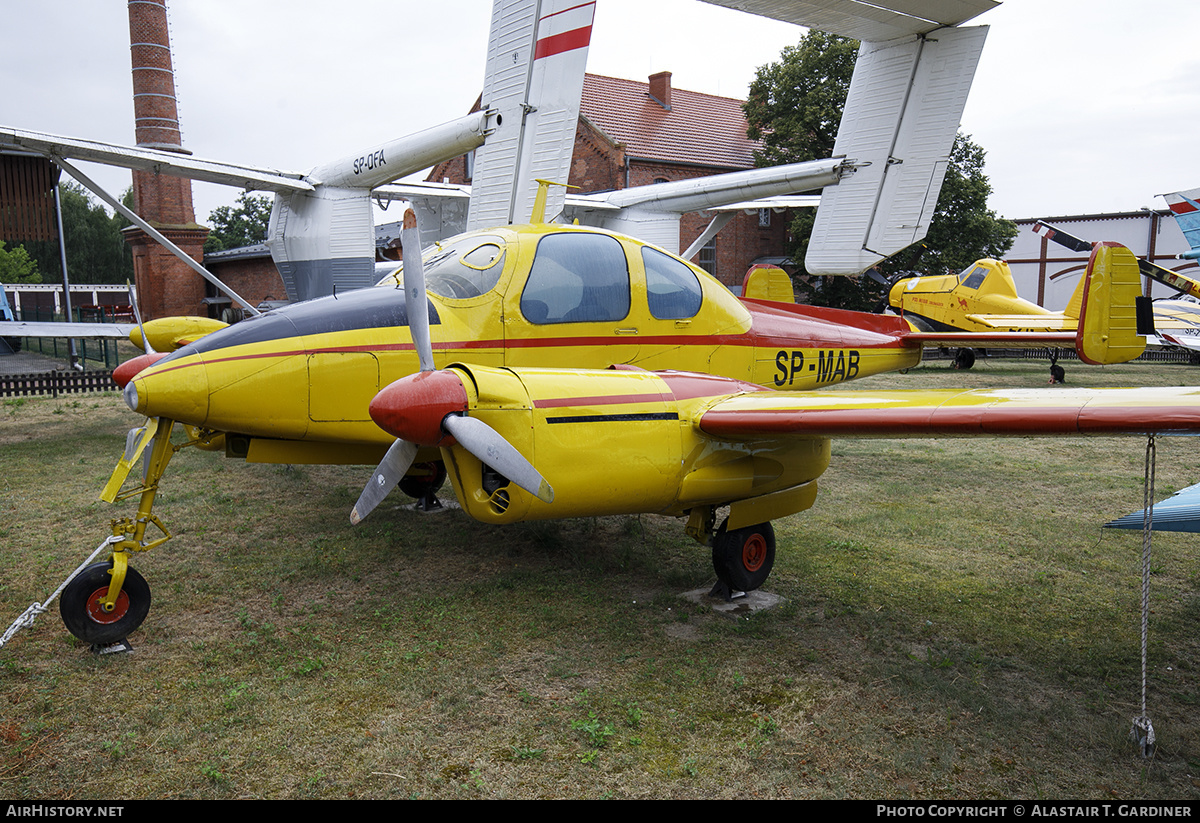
(128, 280), (154, 354)
(441, 414), (554, 504)
(351, 209), (436, 525)
(350, 438), (420, 525)
(401, 208), (434, 373)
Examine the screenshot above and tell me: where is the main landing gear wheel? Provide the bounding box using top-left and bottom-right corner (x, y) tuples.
(59, 562), (151, 645)
(712, 520), (776, 594)
(953, 348), (976, 370)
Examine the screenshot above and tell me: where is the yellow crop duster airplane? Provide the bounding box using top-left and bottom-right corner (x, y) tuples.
(9, 0), (1200, 648)
(885, 219), (1200, 377)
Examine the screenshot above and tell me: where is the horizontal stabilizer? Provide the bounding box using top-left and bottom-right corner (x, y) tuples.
(806, 25), (989, 275)
(1032, 220), (1092, 253)
(568, 160), (846, 256)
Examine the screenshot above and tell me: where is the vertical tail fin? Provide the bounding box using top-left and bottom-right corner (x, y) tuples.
(805, 26), (989, 275)
(1075, 242), (1146, 365)
(1161, 188), (1200, 260)
(466, 0), (595, 230)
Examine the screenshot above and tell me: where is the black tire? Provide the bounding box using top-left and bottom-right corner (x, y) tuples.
(59, 562), (151, 645)
(398, 461), (447, 500)
(954, 348), (976, 370)
(1050, 364), (1066, 384)
(712, 520), (776, 592)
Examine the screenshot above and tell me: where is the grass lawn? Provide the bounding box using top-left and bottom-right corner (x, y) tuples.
(2, 357), (1198, 799)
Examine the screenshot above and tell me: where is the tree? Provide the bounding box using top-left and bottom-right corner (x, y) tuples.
(17, 182), (134, 284)
(744, 32), (1017, 309)
(0, 240), (41, 283)
(745, 31), (858, 167)
(205, 193), (272, 253)
(891, 134), (1018, 276)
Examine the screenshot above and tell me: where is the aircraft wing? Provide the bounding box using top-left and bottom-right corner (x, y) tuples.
(698, 385), (1200, 440)
(0, 320), (134, 340)
(0, 126), (312, 193)
(698, 0), (999, 40)
(961, 314), (1072, 331)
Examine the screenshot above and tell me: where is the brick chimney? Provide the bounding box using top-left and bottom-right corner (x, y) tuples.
(124, 0), (209, 319)
(649, 71), (672, 111)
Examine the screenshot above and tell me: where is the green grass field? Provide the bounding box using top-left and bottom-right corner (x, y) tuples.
(2, 358), (1198, 799)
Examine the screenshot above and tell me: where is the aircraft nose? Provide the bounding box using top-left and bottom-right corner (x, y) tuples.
(127, 358), (211, 424)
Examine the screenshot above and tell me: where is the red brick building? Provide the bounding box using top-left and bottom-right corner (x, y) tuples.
(429, 72), (796, 288)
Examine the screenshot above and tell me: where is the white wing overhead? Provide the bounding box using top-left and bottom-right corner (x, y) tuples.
(697, 0), (999, 39)
(0, 126), (311, 193)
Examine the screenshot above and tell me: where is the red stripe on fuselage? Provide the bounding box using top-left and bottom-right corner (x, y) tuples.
(534, 392), (668, 409)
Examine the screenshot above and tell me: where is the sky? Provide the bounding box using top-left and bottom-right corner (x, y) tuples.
(4, 0), (1200, 226)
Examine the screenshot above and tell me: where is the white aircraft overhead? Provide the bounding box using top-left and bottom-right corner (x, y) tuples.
(0, 0), (1000, 305)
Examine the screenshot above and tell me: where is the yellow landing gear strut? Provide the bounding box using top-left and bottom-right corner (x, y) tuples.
(59, 417), (181, 646)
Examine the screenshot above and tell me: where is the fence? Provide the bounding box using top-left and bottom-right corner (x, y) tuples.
(0, 370), (118, 399)
(923, 347), (1198, 365)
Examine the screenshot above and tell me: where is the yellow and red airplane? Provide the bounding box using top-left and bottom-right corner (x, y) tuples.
(65, 203), (1199, 647)
(885, 220), (1200, 376)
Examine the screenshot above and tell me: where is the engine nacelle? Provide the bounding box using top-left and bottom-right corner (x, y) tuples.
(426, 365), (830, 525)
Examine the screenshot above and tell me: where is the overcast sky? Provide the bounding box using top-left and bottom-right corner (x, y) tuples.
(4, 0), (1200, 226)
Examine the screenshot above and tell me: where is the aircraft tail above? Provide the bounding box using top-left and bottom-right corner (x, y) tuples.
(268, 114), (491, 302)
(805, 25), (990, 276)
(466, 0), (596, 231)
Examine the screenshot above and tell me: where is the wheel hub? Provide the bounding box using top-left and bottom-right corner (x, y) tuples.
(85, 588), (130, 625)
(742, 534), (767, 572)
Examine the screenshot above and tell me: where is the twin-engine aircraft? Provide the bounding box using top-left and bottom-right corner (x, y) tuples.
(67, 203), (1200, 645)
(14, 0), (1199, 648)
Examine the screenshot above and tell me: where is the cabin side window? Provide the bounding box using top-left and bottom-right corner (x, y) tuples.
(959, 265), (988, 290)
(642, 246), (702, 320)
(521, 233), (630, 324)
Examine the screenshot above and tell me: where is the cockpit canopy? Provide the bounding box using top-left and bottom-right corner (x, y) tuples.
(378, 232), (508, 299)
(378, 226), (707, 325)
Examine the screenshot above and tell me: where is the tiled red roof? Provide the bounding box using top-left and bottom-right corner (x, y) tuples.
(581, 73), (760, 171)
